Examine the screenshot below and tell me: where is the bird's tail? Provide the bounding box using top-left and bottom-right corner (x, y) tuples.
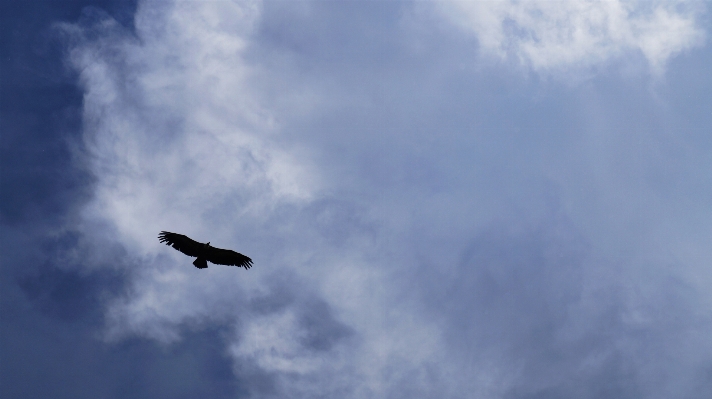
(193, 258), (208, 269)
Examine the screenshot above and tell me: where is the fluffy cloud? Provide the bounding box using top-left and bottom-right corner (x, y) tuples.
(436, 0), (705, 74)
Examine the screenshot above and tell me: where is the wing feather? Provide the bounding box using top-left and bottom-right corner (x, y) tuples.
(158, 231), (203, 257)
(205, 246), (253, 269)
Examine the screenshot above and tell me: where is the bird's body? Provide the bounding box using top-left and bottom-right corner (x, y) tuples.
(158, 231), (253, 269)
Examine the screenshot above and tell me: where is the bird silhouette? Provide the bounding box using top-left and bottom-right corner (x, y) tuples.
(158, 231), (252, 269)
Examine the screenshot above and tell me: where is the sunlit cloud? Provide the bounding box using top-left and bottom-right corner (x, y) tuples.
(436, 0), (705, 75)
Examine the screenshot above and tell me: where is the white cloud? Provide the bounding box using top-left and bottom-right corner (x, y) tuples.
(436, 0), (705, 74)
(69, 1), (317, 253)
(66, 0), (306, 351)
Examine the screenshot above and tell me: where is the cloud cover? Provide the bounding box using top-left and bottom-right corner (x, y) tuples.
(62, 1), (712, 398)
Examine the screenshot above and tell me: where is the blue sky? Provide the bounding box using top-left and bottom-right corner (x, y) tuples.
(2, 1), (712, 398)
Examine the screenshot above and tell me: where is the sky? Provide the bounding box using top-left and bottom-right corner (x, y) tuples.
(2, 1), (712, 398)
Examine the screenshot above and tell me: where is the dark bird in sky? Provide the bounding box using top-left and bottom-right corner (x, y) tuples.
(158, 231), (253, 269)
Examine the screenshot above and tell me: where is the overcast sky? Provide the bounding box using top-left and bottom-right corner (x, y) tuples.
(3, 1), (712, 398)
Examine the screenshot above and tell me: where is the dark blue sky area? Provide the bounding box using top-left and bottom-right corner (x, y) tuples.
(1, 2), (239, 398)
(2, 0), (136, 224)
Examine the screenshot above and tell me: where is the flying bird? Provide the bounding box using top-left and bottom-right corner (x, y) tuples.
(158, 231), (253, 269)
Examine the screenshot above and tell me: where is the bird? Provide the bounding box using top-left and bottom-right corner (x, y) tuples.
(158, 231), (253, 269)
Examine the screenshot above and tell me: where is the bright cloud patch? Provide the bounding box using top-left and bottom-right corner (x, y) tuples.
(68, 1), (313, 247)
(437, 0), (705, 73)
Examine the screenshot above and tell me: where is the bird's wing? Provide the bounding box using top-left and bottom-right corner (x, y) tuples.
(205, 246), (253, 269)
(158, 231), (203, 257)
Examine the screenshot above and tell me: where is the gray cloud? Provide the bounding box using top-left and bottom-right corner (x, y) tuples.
(54, 1), (712, 398)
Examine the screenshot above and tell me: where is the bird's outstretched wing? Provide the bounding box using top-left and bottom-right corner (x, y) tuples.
(158, 231), (203, 257)
(205, 246), (253, 269)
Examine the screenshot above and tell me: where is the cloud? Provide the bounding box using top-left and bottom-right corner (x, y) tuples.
(435, 0), (705, 75)
(63, 2), (444, 397)
(61, 1), (712, 398)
